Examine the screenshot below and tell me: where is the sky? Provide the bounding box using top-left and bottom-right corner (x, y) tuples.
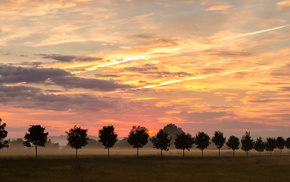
(0, 0), (290, 138)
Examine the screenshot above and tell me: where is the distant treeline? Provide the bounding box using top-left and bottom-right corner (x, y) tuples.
(1, 119), (290, 159)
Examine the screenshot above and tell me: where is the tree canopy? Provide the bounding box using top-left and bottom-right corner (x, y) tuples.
(195, 132), (210, 157)
(150, 129), (171, 157)
(265, 137), (276, 156)
(174, 133), (194, 157)
(66, 125), (88, 159)
(99, 125), (118, 159)
(253, 137), (265, 156)
(285, 137), (290, 150)
(162, 123), (184, 145)
(127, 126), (149, 157)
(276, 136), (285, 156)
(0, 118), (8, 149)
(241, 132), (254, 156)
(212, 131), (226, 157)
(24, 125), (48, 159)
(226, 136), (240, 157)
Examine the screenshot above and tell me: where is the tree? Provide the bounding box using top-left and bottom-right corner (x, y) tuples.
(226, 136), (240, 157)
(195, 132), (210, 158)
(24, 125), (48, 159)
(265, 137), (276, 156)
(66, 125), (88, 159)
(276, 137), (285, 156)
(99, 125), (118, 159)
(174, 133), (194, 157)
(162, 124), (184, 147)
(150, 129), (171, 157)
(285, 137), (290, 151)
(253, 137), (265, 156)
(241, 132), (254, 157)
(0, 118), (9, 149)
(127, 126), (149, 157)
(212, 131), (226, 158)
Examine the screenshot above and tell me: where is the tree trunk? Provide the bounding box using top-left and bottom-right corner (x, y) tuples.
(246, 151), (248, 157)
(76, 149), (78, 159)
(233, 150), (235, 157)
(161, 149), (163, 158)
(108, 148), (110, 159)
(201, 150), (203, 158)
(137, 147), (139, 158)
(35, 145), (38, 160)
(218, 148), (220, 158)
(183, 149), (185, 157)
(280, 149), (282, 157)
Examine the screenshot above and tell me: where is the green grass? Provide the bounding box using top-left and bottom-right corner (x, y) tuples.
(1, 155), (290, 182)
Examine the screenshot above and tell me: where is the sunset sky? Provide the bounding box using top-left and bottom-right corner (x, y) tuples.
(1, 0), (290, 138)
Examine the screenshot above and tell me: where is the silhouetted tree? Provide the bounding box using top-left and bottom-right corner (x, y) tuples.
(253, 137), (265, 156)
(150, 129), (171, 157)
(265, 137), (276, 156)
(241, 132), (254, 157)
(285, 137), (290, 151)
(66, 125), (88, 159)
(195, 132), (210, 158)
(99, 125), (118, 159)
(276, 137), (285, 156)
(162, 124), (184, 147)
(174, 133), (194, 157)
(0, 119), (8, 149)
(127, 126), (149, 157)
(24, 125), (48, 159)
(212, 131), (226, 158)
(226, 136), (240, 157)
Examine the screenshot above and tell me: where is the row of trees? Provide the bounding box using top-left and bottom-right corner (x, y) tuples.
(1, 119), (290, 159)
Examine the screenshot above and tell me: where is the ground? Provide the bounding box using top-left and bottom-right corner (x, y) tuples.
(1, 153), (290, 182)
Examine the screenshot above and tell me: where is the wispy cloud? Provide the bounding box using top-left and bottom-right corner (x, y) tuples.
(219, 24), (289, 41)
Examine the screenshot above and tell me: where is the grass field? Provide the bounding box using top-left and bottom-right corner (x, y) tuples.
(1, 154), (290, 182)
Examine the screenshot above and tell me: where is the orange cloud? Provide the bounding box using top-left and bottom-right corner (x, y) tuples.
(277, 1), (290, 10)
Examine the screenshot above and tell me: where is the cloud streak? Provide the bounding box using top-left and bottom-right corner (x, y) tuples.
(219, 24), (289, 41)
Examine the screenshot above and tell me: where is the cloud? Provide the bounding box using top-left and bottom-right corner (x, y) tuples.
(15, 62), (43, 67)
(38, 54), (102, 63)
(95, 74), (121, 78)
(280, 87), (290, 91)
(124, 65), (192, 78)
(0, 64), (70, 83)
(206, 5), (232, 11)
(277, 1), (290, 10)
(52, 76), (132, 91)
(0, 64), (133, 91)
(180, 111), (235, 123)
(0, 85), (113, 112)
